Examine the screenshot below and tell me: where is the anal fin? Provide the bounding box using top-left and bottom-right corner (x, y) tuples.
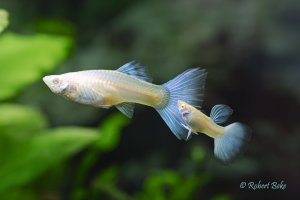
(116, 103), (135, 118)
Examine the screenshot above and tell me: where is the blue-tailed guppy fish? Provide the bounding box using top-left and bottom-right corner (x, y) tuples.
(178, 100), (251, 162)
(43, 61), (207, 140)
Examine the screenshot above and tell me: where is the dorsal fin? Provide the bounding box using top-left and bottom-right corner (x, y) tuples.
(210, 104), (233, 124)
(117, 61), (152, 82)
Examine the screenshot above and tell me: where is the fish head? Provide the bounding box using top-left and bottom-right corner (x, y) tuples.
(43, 75), (71, 95)
(178, 100), (193, 122)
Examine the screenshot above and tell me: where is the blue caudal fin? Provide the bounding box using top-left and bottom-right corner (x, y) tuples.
(214, 122), (251, 163)
(155, 68), (207, 140)
(210, 104), (233, 124)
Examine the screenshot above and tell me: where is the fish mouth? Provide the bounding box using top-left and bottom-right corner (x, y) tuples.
(43, 76), (52, 87)
(43, 75), (59, 88)
(42, 75), (59, 93)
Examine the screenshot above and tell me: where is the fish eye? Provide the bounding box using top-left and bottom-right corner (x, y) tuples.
(52, 78), (60, 84)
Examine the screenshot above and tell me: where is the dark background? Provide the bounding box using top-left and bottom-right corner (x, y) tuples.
(1, 0), (300, 199)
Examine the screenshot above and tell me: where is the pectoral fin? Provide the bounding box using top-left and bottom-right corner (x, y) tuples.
(181, 123), (198, 140)
(116, 103), (135, 118)
(98, 105), (111, 109)
(78, 88), (105, 107)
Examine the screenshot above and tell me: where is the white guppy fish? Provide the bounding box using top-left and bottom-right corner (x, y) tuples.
(43, 61), (207, 140)
(178, 100), (251, 162)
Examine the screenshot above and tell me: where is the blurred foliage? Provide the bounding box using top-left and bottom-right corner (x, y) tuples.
(134, 170), (208, 200)
(36, 19), (75, 37)
(0, 33), (72, 100)
(71, 114), (130, 199)
(0, 16), (130, 199)
(0, 109), (128, 199)
(91, 166), (131, 200)
(0, 110), (99, 191)
(0, 9), (8, 33)
(0, 30), (129, 198)
(94, 114), (130, 151)
(0, 0), (299, 199)
(211, 194), (233, 200)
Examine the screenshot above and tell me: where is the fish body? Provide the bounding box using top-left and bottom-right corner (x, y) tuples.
(178, 100), (251, 162)
(180, 103), (224, 138)
(44, 70), (165, 108)
(43, 61), (207, 140)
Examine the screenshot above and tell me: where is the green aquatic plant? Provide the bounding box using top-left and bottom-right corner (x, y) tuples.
(0, 25), (133, 199)
(0, 23), (127, 199)
(87, 166), (132, 200)
(0, 23), (81, 198)
(0, 8), (229, 199)
(71, 113), (129, 200)
(134, 169), (210, 200)
(0, 105), (128, 199)
(212, 194), (233, 200)
(0, 104), (99, 192)
(0, 9), (8, 33)
(0, 33), (72, 100)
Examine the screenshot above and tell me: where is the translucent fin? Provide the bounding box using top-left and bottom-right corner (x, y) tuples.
(210, 104), (233, 124)
(214, 122), (251, 163)
(98, 105), (111, 109)
(181, 123), (198, 140)
(156, 68), (207, 140)
(116, 103), (135, 118)
(77, 87), (105, 107)
(117, 61), (152, 82)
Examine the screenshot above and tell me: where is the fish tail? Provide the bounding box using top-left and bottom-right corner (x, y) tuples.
(155, 68), (207, 140)
(214, 122), (251, 163)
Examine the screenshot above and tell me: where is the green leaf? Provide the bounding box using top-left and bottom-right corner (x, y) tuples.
(0, 189), (38, 200)
(36, 19), (75, 36)
(135, 170), (180, 200)
(0, 33), (72, 101)
(211, 194), (233, 200)
(0, 103), (48, 140)
(91, 167), (132, 200)
(73, 113), (129, 187)
(95, 113), (129, 151)
(190, 146), (206, 163)
(0, 103), (48, 163)
(135, 170), (209, 200)
(170, 176), (201, 200)
(0, 127), (99, 192)
(95, 166), (119, 185)
(0, 9), (9, 33)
